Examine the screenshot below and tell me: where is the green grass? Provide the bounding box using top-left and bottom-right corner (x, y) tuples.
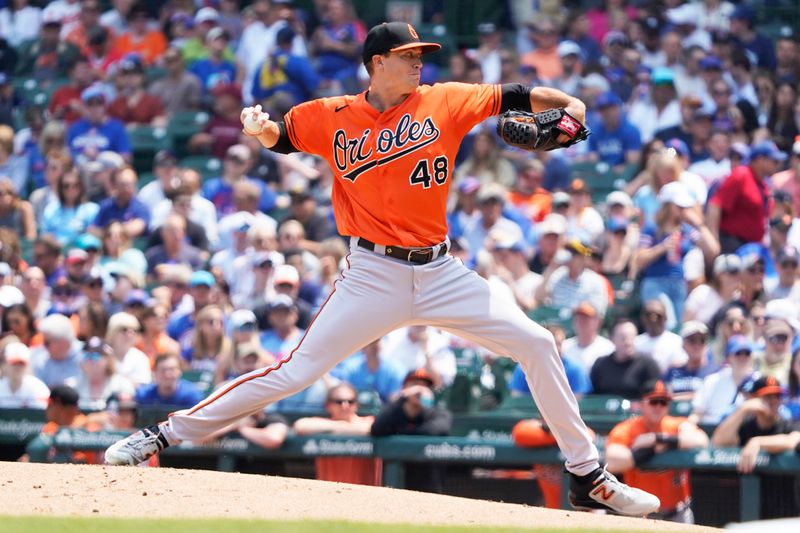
(1, 517), (656, 533)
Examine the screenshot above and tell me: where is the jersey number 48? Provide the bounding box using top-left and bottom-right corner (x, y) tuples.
(409, 156), (449, 189)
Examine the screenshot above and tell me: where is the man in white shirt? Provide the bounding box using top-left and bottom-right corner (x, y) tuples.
(0, 342), (51, 409)
(688, 130), (732, 186)
(691, 335), (754, 425)
(562, 302), (615, 372)
(627, 67), (682, 143)
(535, 239), (609, 316)
(382, 326), (456, 388)
(462, 183), (524, 260)
(635, 299), (686, 373)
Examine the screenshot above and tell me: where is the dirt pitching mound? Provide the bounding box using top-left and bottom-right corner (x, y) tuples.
(1, 462), (717, 531)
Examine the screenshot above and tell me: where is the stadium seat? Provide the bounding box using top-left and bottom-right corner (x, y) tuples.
(167, 111), (210, 158)
(527, 305), (574, 336)
(180, 155), (222, 180)
(182, 369), (215, 396)
(129, 126), (172, 174)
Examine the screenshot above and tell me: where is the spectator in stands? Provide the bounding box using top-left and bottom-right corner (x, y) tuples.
(684, 255), (741, 325)
(0, 0), (42, 47)
(251, 25), (320, 106)
(282, 188), (334, 247)
(528, 213), (565, 275)
(152, 169), (219, 248)
(148, 46), (202, 116)
(590, 318), (661, 399)
(775, 33), (799, 84)
(32, 235), (66, 286)
(765, 246), (800, 304)
(708, 140), (786, 254)
(228, 229), (281, 309)
(628, 67), (681, 143)
(41, 168), (99, 246)
(771, 137), (800, 215)
(565, 178), (604, 242)
(339, 337), (405, 403)
(167, 269), (217, 345)
(520, 16), (561, 83)
(713, 375), (799, 470)
(97, 222), (146, 281)
(536, 238), (609, 315)
(14, 10), (80, 80)
(788, 352), (800, 420)
(692, 334), (755, 425)
(30, 145), (71, 222)
(190, 27), (239, 94)
(635, 299), (686, 373)
(510, 324), (591, 398)
(764, 82), (799, 153)
(67, 84), (132, 164)
(688, 129), (732, 186)
(144, 213), (204, 277)
(90, 166), (149, 240)
(553, 40), (582, 96)
(108, 54), (166, 127)
(371, 368), (452, 493)
(605, 379), (708, 524)
(183, 304), (233, 383)
(308, 0), (363, 93)
(462, 184), (522, 260)
(110, 4), (167, 65)
(136, 302), (178, 365)
(189, 82), (244, 158)
(507, 159), (551, 224)
(76, 298), (107, 342)
(1, 303), (39, 348)
(134, 352), (204, 408)
(0, 342), (50, 408)
(294, 382), (381, 486)
(562, 301), (614, 372)
(0, 125), (28, 194)
(469, 22), (502, 85)
(383, 326), (456, 390)
(137, 150), (179, 207)
(105, 311), (150, 387)
(64, 0), (103, 57)
(454, 130), (515, 189)
(586, 91), (641, 169)
(36, 383), (102, 463)
(259, 294), (304, 359)
(65, 336), (135, 411)
(32, 313), (82, 387)
(729, 5), (776, 71)
(0, 178), (36, 240)
(755, 318), (794, 386)
(487, 231), (541, 312)
(636, 180), (718, 321)
(664, 321), (719, 400)
(20, 267), (49, 320)
(202, 144), (277, 217)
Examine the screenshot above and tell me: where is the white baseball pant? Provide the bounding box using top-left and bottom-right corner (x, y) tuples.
(163, 241), (600, 476)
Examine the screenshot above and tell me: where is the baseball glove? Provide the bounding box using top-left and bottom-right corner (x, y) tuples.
(496, 108), (589, 151)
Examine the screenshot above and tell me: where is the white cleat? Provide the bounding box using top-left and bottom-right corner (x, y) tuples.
(569, 467), (661, 516)
(104, 424), (169, 466)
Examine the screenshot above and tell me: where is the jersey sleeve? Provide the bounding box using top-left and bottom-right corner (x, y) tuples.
(443, 82), (502, 136)
(283, 99), (333, 155)
(607, 419), (634, 447)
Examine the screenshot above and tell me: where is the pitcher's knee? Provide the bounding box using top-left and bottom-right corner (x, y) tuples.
(511, 326), (560, 363)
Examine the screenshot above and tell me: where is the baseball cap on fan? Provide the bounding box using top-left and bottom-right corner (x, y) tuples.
(362, 22), (441, 66)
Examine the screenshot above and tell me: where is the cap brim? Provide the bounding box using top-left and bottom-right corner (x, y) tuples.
(643, 392), (672, 401)
(390, 42), (441, 54)
(756, 386), (784, 397)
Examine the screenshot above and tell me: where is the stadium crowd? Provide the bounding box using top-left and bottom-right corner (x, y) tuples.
(1, 0), (800, 520)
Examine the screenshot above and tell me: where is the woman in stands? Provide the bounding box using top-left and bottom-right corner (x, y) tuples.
(182, 304), (233, 384)
(40, 168), (100, 245)
(0, 303), (40, 347)
(99, 220), (147, 279)
(0, 177), (36, 240)
(136, 302), (179, 368)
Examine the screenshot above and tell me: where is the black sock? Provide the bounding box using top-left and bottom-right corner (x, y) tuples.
(571, 467), (603, 483)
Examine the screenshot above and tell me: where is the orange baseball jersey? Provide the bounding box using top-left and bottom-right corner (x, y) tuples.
(607, 415), (690, 510)
(284, 83), (502, 247)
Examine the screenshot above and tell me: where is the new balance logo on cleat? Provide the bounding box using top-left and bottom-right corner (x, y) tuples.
(569, 467), (660, 516)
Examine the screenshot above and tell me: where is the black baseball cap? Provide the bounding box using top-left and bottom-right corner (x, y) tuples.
(362, 22), (441, 66)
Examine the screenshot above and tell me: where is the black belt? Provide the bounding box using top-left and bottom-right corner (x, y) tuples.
(357, 237), (448, 264)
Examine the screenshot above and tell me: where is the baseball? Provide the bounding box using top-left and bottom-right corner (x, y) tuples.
(243, 114), (263, 135)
